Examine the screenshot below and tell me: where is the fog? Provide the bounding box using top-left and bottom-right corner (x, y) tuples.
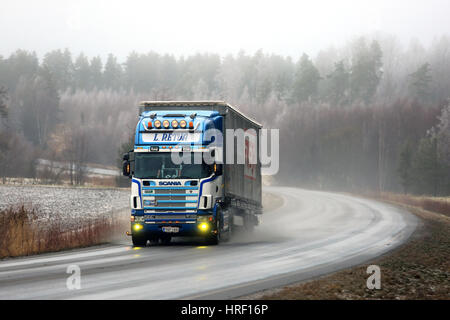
(1, 1), (449, 196)
(1, 0), (450, 60)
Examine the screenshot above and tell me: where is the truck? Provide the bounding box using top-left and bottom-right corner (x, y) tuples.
(122, 101), (262, 246)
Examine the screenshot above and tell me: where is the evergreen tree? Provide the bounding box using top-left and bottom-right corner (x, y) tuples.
(73, 53), (91, 91)
(4, 50), (39, 91)
(326, 60), (350, 106)
(293, 53), (321, 103)
(90, 56), (103, 89)
(412, 137), (443, 195)
(408, 63), (432, 103)
(42, 49), (73, 91)
(397, 140), (414, 193)
(103, 53), (123, 90)
(350, 39), (383, 105)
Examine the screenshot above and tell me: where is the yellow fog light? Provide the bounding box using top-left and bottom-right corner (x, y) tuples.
(199, 223), (209, 231)
(133, 224), (143, 231)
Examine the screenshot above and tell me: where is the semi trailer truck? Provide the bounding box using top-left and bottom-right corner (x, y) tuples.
(122, 101), (262, 246)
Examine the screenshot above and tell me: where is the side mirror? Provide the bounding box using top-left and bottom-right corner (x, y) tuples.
(213, 163), (223, 176)
(123, 160), (131, 177)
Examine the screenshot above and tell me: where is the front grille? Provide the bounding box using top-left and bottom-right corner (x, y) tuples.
(156, 195), (187, 200)
(143, 185), (199, 213)
(155, 189), (186, 194)
(145, 215), (188, 220)
(155, 202), (185, 208)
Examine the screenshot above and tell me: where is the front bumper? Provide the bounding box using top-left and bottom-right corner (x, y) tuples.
(131, 218), (215, 237)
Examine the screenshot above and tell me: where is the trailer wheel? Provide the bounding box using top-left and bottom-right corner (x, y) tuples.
(244, 213), (256, 233)
(221, 210), (232, 242)
(132, 234), (147, 247)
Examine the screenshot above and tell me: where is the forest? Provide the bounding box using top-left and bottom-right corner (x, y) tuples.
(0, 34), (449, 195)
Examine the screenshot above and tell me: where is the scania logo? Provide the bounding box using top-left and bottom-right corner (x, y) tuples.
(159, 181), (182, 186)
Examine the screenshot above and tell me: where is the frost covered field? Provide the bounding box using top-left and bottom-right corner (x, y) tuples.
(0, 185), (130, 258)
(0, 185), (129, 219)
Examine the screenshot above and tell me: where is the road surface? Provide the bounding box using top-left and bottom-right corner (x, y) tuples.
(0, 187), (417, 299)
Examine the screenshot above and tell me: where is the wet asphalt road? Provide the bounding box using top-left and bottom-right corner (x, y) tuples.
(0, 187), (417, 299)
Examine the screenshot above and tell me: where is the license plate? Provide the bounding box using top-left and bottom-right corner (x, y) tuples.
(162, 227), (179, 233)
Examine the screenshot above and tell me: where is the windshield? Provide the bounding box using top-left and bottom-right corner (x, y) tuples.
(134, 152), (213, 179)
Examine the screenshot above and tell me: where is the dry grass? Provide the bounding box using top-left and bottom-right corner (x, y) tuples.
(84, 176), (118, 187)
(377, 193), (450, 217)
(0, 205), (128, 259)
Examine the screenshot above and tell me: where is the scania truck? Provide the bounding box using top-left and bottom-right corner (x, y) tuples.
(123, 101), (262, 246)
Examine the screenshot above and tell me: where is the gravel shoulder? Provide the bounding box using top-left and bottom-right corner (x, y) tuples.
(250, 199), (450, 300)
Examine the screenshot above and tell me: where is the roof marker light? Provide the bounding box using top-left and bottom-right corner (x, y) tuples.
(163, 120), (170, 128)
(180, 120), (187, 128)
(154, 120), (162, 128)
(171, 120), (179, 128)
(189, 121), (194, 129)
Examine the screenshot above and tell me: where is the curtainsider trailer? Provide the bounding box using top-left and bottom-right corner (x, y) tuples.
(123, 101), (262, 246)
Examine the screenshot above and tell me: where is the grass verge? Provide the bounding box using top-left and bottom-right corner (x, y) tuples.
(256, 194), (450, 300)
(0, 205), (128, 259)
(378, 193), (450, 217)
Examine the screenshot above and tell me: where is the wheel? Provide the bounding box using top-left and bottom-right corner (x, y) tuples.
(222, 217), (232, 242)
(132, 234), (147, 247)
(244, 214), (256, 233)
(149, 237), (159, 245)
(206, 216), (221, 245)
(160, 236), (172, 245)
(220, 209), (232, 242)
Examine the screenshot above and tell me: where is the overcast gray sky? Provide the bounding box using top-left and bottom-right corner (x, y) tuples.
(1, 0), (449, 61)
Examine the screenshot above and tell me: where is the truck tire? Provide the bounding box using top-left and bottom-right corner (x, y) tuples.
(149, 237), (159, 245)
(132, 234), (147, 247)
(244, 213), (256, 233)
(206, 211), (222, 245)
(221, 210), (232, 242)
(160, 236), (172, 245)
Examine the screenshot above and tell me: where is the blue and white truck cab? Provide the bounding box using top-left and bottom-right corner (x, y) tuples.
(123, 101), (262, 246)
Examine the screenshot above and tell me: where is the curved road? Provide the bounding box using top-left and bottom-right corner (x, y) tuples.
(0, 187), (417, 299)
